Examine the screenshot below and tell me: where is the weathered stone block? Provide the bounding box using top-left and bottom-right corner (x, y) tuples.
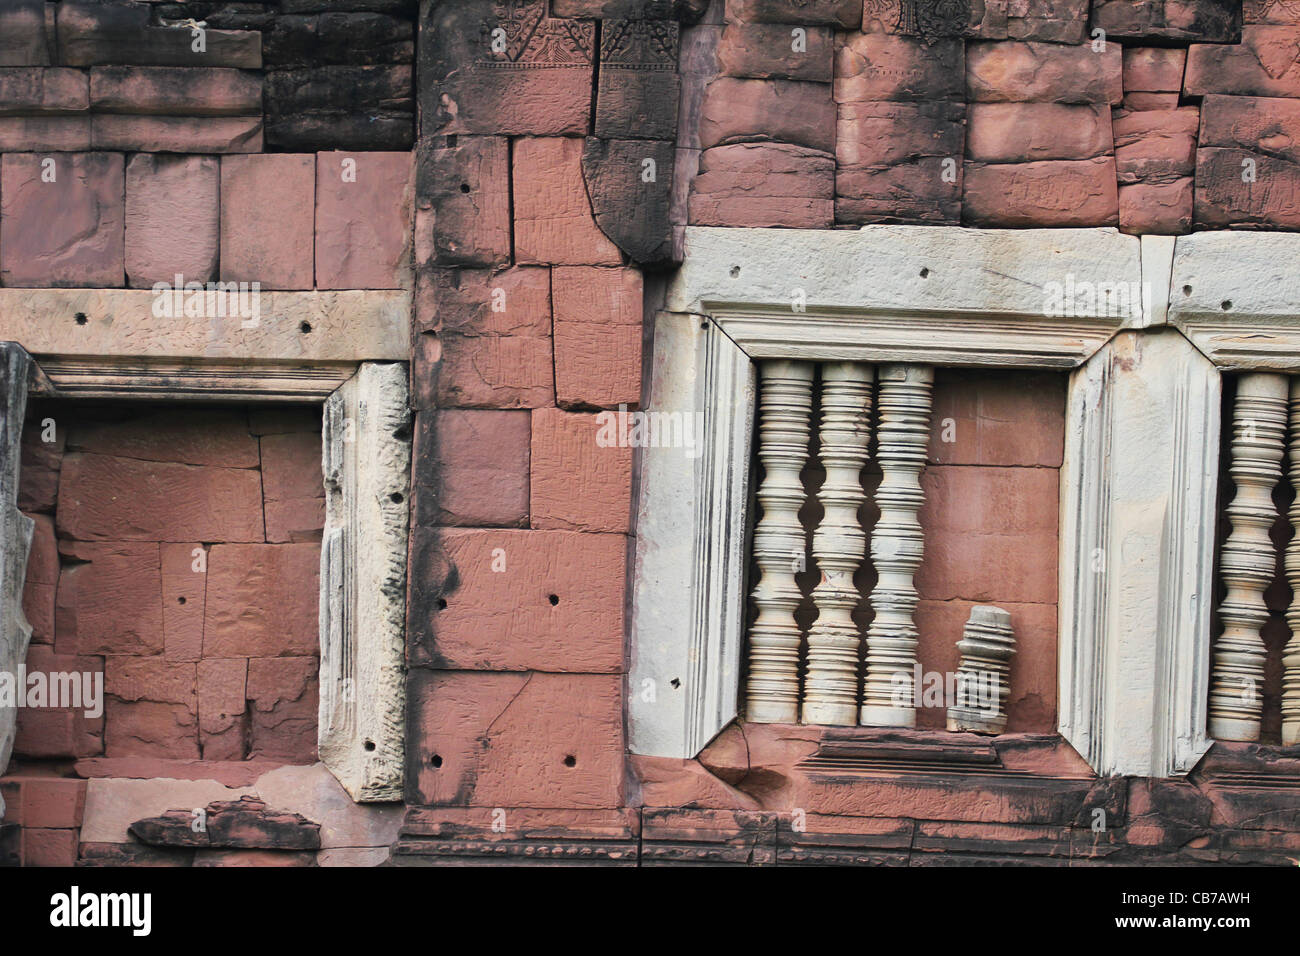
(412, 410), (531, 527)
(0, 68), (88, 114)
(700, 76), (835, 152)
(0, 152), (125, 288)
(220, 154), (315, 290)
(315, 151), (413, 290)
(23, 828), (78, 866)
(408, 671), (624, 808)
(552, 266), (643, 410)
(105, 700), (199, 759)
(91, 115), (263, 153)
(55, 542), (162, 656)
(690, 142), (834, 227)
(88, 66), (261, 114)
(836, 156), (963, 225)
(1122, 46), (1187, 91)
(18, 424), (62, 514)
(247, 658), (319, 763)
(261, 431), (324, 503)
(1113, 107), (1198, 184)
(596, 20), (680, 140)
(1245, 0), (1300, 22)
(57, 1), (263, 68)
(263, 11), (414, 67)
(581, 137), (675, 266)
(1200, 93), (1300, 166)
(717, 21), (833, 81)
(728, 0), (862, 27)
(839, 100), (965, 167)
(928, 368), (1065, 467)
(1004, 0), (1090, 42)
(1123, 91), (1181, 111)
(14, 777), (86, 829)
(197, 657), (247, 758)
(835, 33), (963, 103)
(57, 454), (265, 543)
(966, 40), (1122, 104)
(265, 111), (412, 152)
(1184, 26), (1300, 97)
(22, 514), (57, 644)
(1091, 0), (1240, 42)
(419, 0), (593, 137)
(962, 156), (1119, 226)
(553, 0), (708, 16)
(126, 154), (220, 288)
(1194, 146), (1300, 228)
(531, 409), (633, 532)
(161, 543), (205, 663)
(0, 0), (47, 66)
(513, 137), (623, 266)
(416, 137), (511, 269)
(0, 116), (91, 151)
(202, 544), (320, 657)
(106, 658), (197, 709)
(407, 528), (626, 672)
(967, 103), (1112, 162)
(68, 408), (259, 469)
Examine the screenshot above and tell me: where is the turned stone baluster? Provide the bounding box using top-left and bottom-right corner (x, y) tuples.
(746, 360), (814, 723)
(860, 364), (933, 727)
(947, 606), (1016, 735)
(1285, 378), (1300, 746)
(804, 362), (873, 726)
(1211, 373), (1288, 742)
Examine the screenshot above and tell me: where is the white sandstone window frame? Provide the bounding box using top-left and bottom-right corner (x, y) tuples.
(630, 225), (1256, 780)
(0, 289), (412, 803)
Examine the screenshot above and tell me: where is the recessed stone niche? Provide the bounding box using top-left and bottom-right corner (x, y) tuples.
(12, 398), (325, 766)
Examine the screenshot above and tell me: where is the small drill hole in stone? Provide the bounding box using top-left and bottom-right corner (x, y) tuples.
(177, 596), (186, 605)
(390, 492), (404, 503)
(460, 183), (471, 193)
(670, 678), (681, 689)
(300, 321), (312, 333)
(437, 598), (447, 610)
(1221, 300), (1232, 311)
(563, 755), (576, 767)
(729, 266), (740, 278)
(919, 268), (929, 278)
(548, 594), (559, 606)
(431, 754), (443, 768)
(74, 313), (88, 325)
(1182, 285), (1193, 296)
(364, 739), (376, 752)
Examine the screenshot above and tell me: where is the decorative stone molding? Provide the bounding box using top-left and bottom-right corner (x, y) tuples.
(947, 606), (1016, 735)
(804, 362), (872, 727)
(861, 364), (932, 728)
(745, 360), (814, 724)
(1210, 373), (1288, 742)
(0, 343), (34, 822)
(320, 363), (412, 801)
(1059, 330), (1219, 777)
(628, 310), (755, 758)
(1286, 378), (1300, 747)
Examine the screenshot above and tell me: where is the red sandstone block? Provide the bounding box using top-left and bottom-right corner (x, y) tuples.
(315, 151), (413, 290)
(197, 658), (247, 760)
(265, 498), (325, 544)
(916, 465), (1059, 605)
(19, 424), (62, 514)
(1123, 47), (1187, 91)
(23, 828), (78, 866)
(91, 115), (263, 153)
(0, 0), (47, 66)
(416, 137), (512, 270)
(834, 33), (963, 103)
(105, 657), (197, 709)
(1185, 27), (1300, 97)
(914, 599), (1057, 733)
(1124, 91), (1181, 111)
(966, 103), (1112, 162)
(728, 0), (862, 27)
(22, 514), (57, 644)
(1194, 146), (1300, 228)
(0, 779), (20, 824)
(835, 156), (962, 225)
(1200, 93), (1300, 166)
(1114, 107), (1199, 184)
(418, 267), (552, 338)
(699, 77), (836, 152)
(125, 154), (219, 288)
(56, 453), (265, 543)
(202, 544), (320, 658)
(513, 137), (622, 266)
(962, 157), (1119, 227)
(13, 708), (102, 760)
(837, 100), (964, 168)
(89, 66), (261, 115)
(552, 266), (643, 409)
(1091, 0), (1239, 41)
(966, 41), (1122, 104)
(220, 154), (316, 290)
(161, 542), (206, 663)
(0, 116), (90, 150)
(246, 657), (318, 764)
(531, 409), (633, 534)
(413, 410), (531, 528)
(413, 529), (626, 672)
(1246, 0), (1300, 21)
(66, 407), (259, 468)
(249, 406), (319, 437)
(57, 1), (262, 68)
(691, 142), (834, 227)
(409, 671), (624, 808)
(0, 152), (124, 288)
(194, 849), (317, 866)
(717, 22), (834, 82)
(55, 542), (163, 657)
(260, 431), (322, 503)
(0, 68), (88, 113)
(928, 369), (1066, 467)
(105, 699), (199, 759)
(16, 778), (86, 829)
(1120, 178), (1194, 234)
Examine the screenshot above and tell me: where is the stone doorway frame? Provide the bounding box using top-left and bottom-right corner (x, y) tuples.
(0, 288), (412, 805)
(632, 225), (1230, 780)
